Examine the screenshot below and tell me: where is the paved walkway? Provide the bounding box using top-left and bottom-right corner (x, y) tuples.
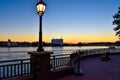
(58, 55), (120, 80)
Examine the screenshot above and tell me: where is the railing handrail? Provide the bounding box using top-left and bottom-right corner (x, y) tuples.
(51, 54), (71, 57)
(0, 58), (30, 63)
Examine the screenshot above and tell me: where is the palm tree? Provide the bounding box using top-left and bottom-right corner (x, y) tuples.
(113, 7), (120, 38)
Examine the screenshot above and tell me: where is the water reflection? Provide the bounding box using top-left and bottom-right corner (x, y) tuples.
(7, 47), (11, 52)
(0, 46), (108, 60)
(51, 47), (64, 55)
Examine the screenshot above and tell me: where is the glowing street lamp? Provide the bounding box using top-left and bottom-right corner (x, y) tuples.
(36, 0), (46, 52)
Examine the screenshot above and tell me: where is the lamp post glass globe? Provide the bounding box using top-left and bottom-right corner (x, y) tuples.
(36, 0), (46, 52)
(36, 0), (46, 15)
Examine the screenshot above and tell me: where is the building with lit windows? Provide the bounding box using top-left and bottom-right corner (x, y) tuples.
(51, 38), (63, 46)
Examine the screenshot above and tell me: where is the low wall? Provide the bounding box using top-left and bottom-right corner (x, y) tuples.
(2, 74), (33, 80)
(50, 66), (73, 80)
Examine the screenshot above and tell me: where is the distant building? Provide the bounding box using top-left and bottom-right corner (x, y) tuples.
(7, 39), (11, 47)
(51, 38), (63, 46)
(7, 39), (18, 47)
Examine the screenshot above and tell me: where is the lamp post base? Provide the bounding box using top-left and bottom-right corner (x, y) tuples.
(37, 48), (44, 52)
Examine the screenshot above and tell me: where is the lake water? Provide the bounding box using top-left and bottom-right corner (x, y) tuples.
(0, 46), (108, 61)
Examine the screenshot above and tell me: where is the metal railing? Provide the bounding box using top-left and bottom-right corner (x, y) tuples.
(50, 48), (120, 70)
(0, 48), (120, 79)
(0, 58), (30, 79)
(51, 54), (71, 70)
(79, 48), (120, 56)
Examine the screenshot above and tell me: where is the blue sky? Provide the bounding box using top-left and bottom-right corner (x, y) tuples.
(0, 0), (120, 43)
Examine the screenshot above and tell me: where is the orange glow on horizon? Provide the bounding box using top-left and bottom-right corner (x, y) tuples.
(0, 34), (118, 43)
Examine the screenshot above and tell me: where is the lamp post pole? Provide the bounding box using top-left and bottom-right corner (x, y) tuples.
(36, 0), (46, 52)
(37, 15), (44, 52)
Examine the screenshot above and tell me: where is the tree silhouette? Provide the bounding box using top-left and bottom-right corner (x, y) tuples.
(113, 7), (120, 38)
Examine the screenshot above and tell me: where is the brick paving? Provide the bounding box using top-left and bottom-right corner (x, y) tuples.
(58, 55), (120, 80)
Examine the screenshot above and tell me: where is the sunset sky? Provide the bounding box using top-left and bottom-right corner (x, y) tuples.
(0, 0), (120, 43)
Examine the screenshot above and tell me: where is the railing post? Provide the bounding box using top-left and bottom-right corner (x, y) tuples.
(53, 56), (56, 70)
(21, 60), (23, 76)
(3, 67), (5, 78)
(0, 67), (2, 79)
(77, 53), (80, 73)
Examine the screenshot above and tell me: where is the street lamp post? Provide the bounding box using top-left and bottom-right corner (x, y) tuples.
(36, 0), (46, 52)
